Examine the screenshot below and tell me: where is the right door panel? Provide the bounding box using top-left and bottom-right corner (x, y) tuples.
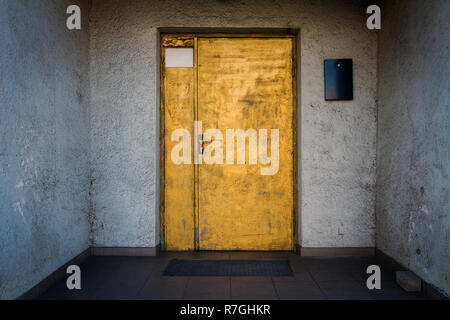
(197, 37), (295, 250)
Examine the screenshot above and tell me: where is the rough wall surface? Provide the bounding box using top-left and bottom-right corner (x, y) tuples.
(377, 0), (449, 295)
(0, 0), (90, 299)
(89, 0), (377, 248)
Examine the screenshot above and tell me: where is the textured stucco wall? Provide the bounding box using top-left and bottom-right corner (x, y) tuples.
(0, 0), (90, 299)
(89, 0), (377, 248)
(376, 0), (449, 295)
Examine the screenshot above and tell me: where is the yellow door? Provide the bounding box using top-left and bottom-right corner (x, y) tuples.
(162, 35), (296, 251)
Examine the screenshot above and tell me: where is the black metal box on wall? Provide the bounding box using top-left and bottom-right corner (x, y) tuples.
(324, 59), (353, 100)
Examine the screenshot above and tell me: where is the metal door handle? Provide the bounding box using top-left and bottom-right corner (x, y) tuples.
(198, 134), (203, 155)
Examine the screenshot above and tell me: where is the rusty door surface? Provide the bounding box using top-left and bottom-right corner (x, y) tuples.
(162, 34), (296, 251)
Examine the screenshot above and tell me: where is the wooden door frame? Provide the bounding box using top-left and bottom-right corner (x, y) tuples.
(159, 33), (298, 251)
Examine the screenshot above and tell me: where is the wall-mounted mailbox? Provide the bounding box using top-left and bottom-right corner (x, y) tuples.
(324, 59), (353, 100)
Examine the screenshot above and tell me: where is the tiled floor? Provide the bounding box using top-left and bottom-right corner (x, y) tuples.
(38, 252), (428, 300)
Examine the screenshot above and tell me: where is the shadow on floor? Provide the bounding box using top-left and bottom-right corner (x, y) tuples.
(38, 252), (428, 300)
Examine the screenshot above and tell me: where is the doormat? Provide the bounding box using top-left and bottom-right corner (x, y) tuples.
(163, 259), (293, 277)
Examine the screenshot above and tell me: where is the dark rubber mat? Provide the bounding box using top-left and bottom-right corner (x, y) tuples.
(163, 259), (293, 277)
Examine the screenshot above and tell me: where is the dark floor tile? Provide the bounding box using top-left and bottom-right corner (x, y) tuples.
(159, 251), (198, 262)
(274, 281), (325, 300)
(108, 258), (158, 281)
(367, 281), (428, 300)
(80, 256), (122, 279)
(371, 293), (427, 300)
(36, 254), (432, 300)
(288, 259), (309, 274)
(308, 267), (355, 281)
(88, 260), (157, 299)
(231, 276), (272, 283)
(39, 279), (97, 300)
(146, 260), (171, 275)
(285, 252), (301, 260)
(317, 280), (372, 300)
(231, 277), (278, 300)
(90, 280), (142, 300)
(136, 276), (189, 300)
(184, 277), (230, 300)
(272, 271), (315, 284)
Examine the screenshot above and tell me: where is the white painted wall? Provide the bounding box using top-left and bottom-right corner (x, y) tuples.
(376, 0), (450, 296)
(89, 0), (378, 248)
(0, 0), (90, 299)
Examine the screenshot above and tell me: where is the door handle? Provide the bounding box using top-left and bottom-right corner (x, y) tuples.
(198, 134), (204, 155)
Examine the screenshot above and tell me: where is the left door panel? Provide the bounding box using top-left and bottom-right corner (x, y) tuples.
(163, 44), (195, 250)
